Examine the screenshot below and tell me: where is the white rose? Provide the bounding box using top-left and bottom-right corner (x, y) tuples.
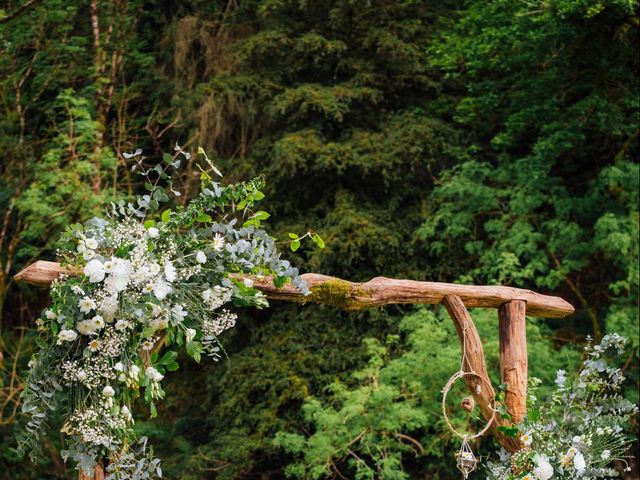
(148, 227), (159, 238)
(91, 315), (105, 330)
(196, 251), (207, 264)
(85, 238), (99, 250)
(102, 385), (115, 397)
(100, 296), (119, 322)
(185, 328), (196, 343)
(533, 454), (554, 480)
(115, 319), (130, 331)
(57, 329), (78, 344)
(77, 319), (96, 336)
(84, 259), (105, 283)
(113, 362), (124, 372)
(45, 309), (58, 320)
(243, 278), (254, 288)
(83, 249), (96, 261)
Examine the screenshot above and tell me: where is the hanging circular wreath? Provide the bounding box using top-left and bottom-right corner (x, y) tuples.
(17, 146), (318, 478)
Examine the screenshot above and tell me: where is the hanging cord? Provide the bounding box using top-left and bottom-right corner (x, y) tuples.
(441, 320), (497, 440)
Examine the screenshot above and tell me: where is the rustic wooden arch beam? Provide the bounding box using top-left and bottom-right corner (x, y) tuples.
(15, 261), (574, 317)
(14, 260), (574, 465)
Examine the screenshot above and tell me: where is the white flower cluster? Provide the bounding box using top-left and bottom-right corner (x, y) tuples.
(62, 405), (127, 447)
(201, 286), (233, 311)
(22, 161), (312, 476)
(201, 309), (237, 337)
(487, 334), (636, 480)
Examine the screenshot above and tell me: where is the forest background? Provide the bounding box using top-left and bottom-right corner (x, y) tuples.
(0, 0), (638, 478)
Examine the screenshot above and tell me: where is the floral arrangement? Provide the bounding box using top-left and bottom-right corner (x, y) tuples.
(487, 333), (637, 479)
(18, 147), (317, 478)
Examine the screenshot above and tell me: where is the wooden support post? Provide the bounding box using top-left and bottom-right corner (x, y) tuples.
(443, 295), (521, 452)
(79, 464), (104, 480)
(498, 300), (528, 424)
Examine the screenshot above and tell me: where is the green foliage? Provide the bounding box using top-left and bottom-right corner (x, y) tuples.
(0, 0), (637, 478)
(274, 308), (577, 479)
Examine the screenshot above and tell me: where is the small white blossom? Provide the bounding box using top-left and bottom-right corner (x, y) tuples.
(115, 319), (131, 331)
(114, 362), (124, 372)
(78, 296), (97, 314)
(85, 238), (99, 250)
(153, 278), (172, 300)
(212, 233), (225, 252)
(121, 405), (133, 423)
(146, 366), (164, 382)
(172, 304), (188, 322)
(91, 315), (105, 330)
(147, 227), (159, 238)
(521, 431), (533, 447)
(243, 278), (254, 288)
(601, 449), (611, 460)
(164, 261), (177, 282)
(45, 309), (58, 320)
(57, 329), (78, 344)
(83, 249), (96, 261)
(104, 258), (133, 292)
(185, 328), (196, 343)
(88, 339), (100, 352)
(71, 285), (85, 295)
(130, 365), (140, 378)
(196, 250), (207, 264)
(102, 385), (115, 397)
(574, 451), (586, 474)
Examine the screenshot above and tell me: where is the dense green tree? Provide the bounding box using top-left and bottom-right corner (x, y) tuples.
(0, 0), (637, 478)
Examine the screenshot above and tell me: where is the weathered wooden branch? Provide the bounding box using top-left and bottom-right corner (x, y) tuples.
(443, 295), (521, 452)
(14, 259), (573, 462)
(499, 300), (528, 424)
(15, 261), (574, 318)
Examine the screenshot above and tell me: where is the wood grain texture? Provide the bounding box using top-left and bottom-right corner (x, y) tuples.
(442, 295), (521, 453)
(15, 260), (574, 318)
(499, 300), (528, 424)
(79, 464), (104, 480)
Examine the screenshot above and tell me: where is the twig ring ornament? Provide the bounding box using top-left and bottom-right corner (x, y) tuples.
(441, 370), (497, 478)
(441, 370), (496, 440)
